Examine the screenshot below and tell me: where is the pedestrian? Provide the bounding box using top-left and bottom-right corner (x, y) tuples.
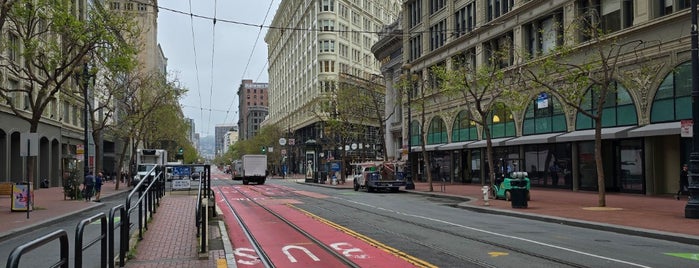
(83, 171), (95, 202)
(676, 164), (689, 200)
(94, 172), (104, 202)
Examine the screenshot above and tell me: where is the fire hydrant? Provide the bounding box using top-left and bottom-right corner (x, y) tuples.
(482, 186), (490, 206)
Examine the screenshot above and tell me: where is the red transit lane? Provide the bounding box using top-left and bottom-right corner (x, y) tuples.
(216, 185), (427, 267)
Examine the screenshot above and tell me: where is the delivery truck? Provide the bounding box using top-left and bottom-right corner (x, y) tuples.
(242, 154), (267, 185)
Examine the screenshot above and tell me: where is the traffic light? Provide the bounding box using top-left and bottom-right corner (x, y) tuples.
(261, 146), (266, 153)
(175, 147), (184, 160)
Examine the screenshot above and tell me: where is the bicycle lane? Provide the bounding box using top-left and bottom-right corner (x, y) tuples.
(216, 185), (432, 267)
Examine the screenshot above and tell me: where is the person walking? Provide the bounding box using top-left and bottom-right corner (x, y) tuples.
(83, 171), (95, 202)
(677, 164), (689, 200)
(94, 172), (104, 202)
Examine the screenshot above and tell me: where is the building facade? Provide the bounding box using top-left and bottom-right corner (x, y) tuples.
(265, 0), (402, 173)
(237, 80), (269, 141)
(215, 124), (236, 156)
(390, 0), (695, 195)
(0, 0), (163, 186)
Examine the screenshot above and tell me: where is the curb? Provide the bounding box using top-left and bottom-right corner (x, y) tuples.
(0, 190), (129, 241)
(0, 203), (104, 241)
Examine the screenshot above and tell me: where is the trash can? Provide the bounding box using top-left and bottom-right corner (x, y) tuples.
(510, 179), (528, 208)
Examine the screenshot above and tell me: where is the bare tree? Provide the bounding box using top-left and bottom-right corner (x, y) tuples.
(433, 46), (526, 191)
(523, 7), (659, 206)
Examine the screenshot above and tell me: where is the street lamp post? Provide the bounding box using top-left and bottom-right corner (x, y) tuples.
(82, 62), (91, 176)
(686, 0), (699, 218)
(402, 64), (415, 190)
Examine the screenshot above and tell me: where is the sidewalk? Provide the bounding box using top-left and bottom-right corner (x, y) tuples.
(0, 180), (131, 240)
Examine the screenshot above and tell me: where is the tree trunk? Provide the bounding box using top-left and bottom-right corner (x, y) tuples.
(93, 129), (103, 174)
(594, 118), (606, 207)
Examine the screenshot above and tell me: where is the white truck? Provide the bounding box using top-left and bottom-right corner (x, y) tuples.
(242, 154), (267, 185)
(133, 149), (168, 185)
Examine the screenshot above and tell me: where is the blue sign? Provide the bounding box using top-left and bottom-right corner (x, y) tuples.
(173, 166), (191, 177)
(331, 162), (341, 171)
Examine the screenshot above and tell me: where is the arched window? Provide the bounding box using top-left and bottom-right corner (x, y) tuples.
(576, 82), (637, 130)
(651, 61), (692, 123)
(410, 120), (421, 146)
(523, 92), (566, 135)
(427, 116), (448, 144)
(486, 104), (515, 138)
(452, 110), (477, 142)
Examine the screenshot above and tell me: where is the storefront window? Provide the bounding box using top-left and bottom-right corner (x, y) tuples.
(427, 116), (448, 144)
(452, 110), (478, 142)
(578, 141), (597, 190)
(524, 143), (572, 188)
(487, 103), (516, 138)
(523, 93), (566, 135)
(470, 150), (481, 183)
(617, 139), (643, 193)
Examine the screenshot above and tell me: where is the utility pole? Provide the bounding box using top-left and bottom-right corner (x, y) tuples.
(686, 0), (699, 218)
(83, 62), (91, 176)
(402, 64), (415, 190)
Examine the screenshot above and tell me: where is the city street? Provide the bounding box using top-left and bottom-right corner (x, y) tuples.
(213, 176), (699, 267)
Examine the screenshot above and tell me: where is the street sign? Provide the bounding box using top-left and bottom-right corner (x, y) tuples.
(20, 133), (39, 157)
(279, 138), (287, 146)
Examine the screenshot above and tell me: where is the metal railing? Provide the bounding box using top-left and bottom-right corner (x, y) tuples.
(6, 230), (69, 268)
(108, 205), (125, 268)
(75, 213), (108, 268)
(6, 164), (213, 268)
(122, 165), (165, 263)
(195, 165), (213, 253)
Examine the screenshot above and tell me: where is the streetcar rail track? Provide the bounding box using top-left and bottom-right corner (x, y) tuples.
(216, 185), (361, 268)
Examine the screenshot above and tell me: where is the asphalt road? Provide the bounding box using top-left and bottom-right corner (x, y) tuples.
(244, 179), (699, 268)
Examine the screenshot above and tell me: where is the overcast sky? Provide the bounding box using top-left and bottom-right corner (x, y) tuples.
(158, 1), (279, 137)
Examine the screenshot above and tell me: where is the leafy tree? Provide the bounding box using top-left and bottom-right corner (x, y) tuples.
(522, 7), (658, 206)
(110, 71), (181, 189)
(0, 0), (138, 183)
(433, 46), (526, 190)
(335, 73), (393, 161)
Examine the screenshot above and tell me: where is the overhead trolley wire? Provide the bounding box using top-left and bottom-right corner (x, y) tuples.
(187, 0), (205, 135)
(222, 0), (275, 126)
(207, 0), (218, 132)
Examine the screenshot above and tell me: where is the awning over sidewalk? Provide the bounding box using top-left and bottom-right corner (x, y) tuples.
(467, 137), (514, 148)
(411, 144), (444, 152)
(555, 126), (636, 143)
(627, 121), (680, 138)
(438, 141), (475, 151)
(504, 133), (564, 146)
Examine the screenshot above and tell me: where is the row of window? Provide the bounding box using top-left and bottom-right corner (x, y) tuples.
(109, 1), (147, 11)
(411, 60), (694, 144)
(409, 0), (691, 63)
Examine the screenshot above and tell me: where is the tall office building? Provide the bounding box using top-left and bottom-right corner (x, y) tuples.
(265, 0), (401, 171)
(237, 80), (269, 141)
(215, 124), (236, 156)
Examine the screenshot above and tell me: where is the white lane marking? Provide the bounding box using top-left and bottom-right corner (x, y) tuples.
(234, 248), (260, 265)
(330, 242), (368, 259)
(340, 198), (651, 268)
(282, 245), (320, 263)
